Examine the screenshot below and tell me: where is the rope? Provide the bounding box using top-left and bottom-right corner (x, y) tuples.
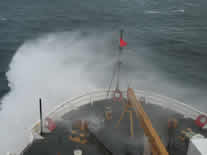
(116, 49), (121, 90)
(107, 61), (117, 97)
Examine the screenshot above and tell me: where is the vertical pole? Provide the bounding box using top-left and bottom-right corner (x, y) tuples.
(116, 30), (124, 90)
(120, 29), (124, 40)
(39, 98), (43, 136)
(129, 111), (134, 137)
(119, 29), (124, 53)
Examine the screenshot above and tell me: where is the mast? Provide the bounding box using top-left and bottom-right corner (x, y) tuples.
(107, 30), (126, 97)
(116, 29), (124, 91)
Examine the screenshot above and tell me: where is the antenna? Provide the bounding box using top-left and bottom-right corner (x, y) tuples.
(120, 29), (124, 41)
(39, 98), (43, 136)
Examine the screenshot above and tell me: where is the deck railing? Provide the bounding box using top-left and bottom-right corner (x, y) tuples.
(45, 89), (207, 122)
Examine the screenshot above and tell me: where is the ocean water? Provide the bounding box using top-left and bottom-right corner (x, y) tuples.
(0, 0), (207, 153)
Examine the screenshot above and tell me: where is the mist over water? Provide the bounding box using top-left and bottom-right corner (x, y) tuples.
(0, 32), (109, 154)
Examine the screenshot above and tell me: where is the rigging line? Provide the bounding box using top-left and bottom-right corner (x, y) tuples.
(107, 61), (118, 97)
(116, 49), (122, 90)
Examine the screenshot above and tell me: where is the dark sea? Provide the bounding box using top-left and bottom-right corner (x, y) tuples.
(0, 0), (207, 106)
(2, 0), (207, 104)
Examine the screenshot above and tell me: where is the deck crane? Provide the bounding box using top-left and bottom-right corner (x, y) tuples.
(127, 88), (169, 155)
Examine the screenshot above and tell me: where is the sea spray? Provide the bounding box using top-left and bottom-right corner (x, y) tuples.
(0, 31), (116, 154)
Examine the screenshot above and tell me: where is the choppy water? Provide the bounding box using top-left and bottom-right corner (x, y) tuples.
(1, 0), (207, 105)
(0, 1), (207, 104)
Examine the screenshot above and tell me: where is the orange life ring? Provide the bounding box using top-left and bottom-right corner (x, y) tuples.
(195, 115), (207, 128)
(113, 89), (122, 102)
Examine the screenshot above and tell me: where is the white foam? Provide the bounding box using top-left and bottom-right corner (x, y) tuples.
(144, 10), (161, 14)
(0, 31), (117, 154)
(172, 9), (185, 13)
(0, 17), (7, 21)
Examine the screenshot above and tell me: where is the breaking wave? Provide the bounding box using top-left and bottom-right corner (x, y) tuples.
(144, 9), (184, 15)
(0, 31), (117, 154)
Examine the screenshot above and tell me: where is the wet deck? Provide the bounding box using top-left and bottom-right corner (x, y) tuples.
(22, 99), (207, 155)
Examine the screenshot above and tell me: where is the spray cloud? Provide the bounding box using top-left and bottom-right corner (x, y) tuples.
(0, 31), (117, 154)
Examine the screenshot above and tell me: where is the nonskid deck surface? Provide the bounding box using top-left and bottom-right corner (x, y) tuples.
(22, 99), (207, 155)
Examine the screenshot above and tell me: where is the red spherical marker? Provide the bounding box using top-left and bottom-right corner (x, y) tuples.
(45, 117), (56, 132)
(113, 89), (123, 102)
(195, 115), (207, 128)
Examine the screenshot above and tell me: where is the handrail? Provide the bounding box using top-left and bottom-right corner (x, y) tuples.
(45, 89), (207, 121)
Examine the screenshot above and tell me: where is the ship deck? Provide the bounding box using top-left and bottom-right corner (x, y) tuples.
(22, 99), (207, 155)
